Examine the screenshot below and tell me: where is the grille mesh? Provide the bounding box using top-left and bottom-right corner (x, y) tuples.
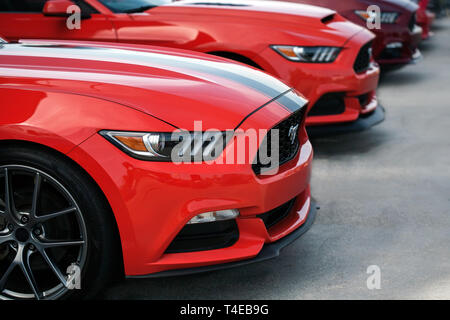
(252, 108), (305, 175)
(353, 41), (372, 74)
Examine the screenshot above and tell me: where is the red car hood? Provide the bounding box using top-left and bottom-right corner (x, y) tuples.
(0, 40), (299, 130)
(152, 0), (365, 47)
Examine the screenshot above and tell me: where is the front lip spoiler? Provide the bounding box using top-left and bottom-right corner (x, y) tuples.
(127, 201), (318, 279)
(307, 104), (385, 138)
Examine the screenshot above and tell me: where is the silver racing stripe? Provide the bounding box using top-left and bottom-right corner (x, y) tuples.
(1, 43), (290, 100)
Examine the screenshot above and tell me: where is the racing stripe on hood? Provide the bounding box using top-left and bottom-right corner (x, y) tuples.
(275, 90), (307, 113)
(234, 89), (308, 129)
(4, 43), (289, 101)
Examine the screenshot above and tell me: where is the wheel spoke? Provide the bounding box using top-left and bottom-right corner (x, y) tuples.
(4, 168), (17, 219)
(19, 247), (41, 300)
(30, 173), (41, 219)
(39, 248), (67, 286)
(39, 239), (85, 249)
(35, 207), (77, 223)
(0, 166), (87, 300)
(0, 233), (13, 245)
(0, 258), (17, 292)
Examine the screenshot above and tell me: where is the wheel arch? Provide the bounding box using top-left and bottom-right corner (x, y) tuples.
(207, 51), (264, 70)
(0, 139), (125, 278)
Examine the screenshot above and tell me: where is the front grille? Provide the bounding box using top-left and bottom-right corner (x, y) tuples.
(409, 13), (416, 32)
(258, 198), (296, 230)
(165, 220), (239, 253)
(252, 108), (305, 175)
(353, 41), (372, 74)
(309, 93), (345, 116)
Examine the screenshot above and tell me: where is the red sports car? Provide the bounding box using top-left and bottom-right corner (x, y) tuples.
(413, 0), (436, 39)
(285, 0), (423, 66)
(0, 0), (383, 134)
(0, 36), (314, 299)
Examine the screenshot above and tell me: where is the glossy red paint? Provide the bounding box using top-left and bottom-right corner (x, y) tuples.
(0, 40), (313, 276)
(43, 0), (75, 16)
(0, 0), (381, 128)
(286, 0), (423, 65)
(416, 0), (435, 39)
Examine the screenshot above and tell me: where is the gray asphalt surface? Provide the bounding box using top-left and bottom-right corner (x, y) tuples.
(103, 17), (450, 300)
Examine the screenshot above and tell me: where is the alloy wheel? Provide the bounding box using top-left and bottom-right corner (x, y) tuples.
(0, 165), (87, 300)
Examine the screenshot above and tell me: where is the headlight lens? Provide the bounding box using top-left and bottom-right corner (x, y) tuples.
(271, 45), (341, 63)
(100, 130), (228, 162)
(355, 10), (399, 24)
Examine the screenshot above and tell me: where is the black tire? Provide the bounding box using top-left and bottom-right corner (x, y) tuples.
(0, 144), (121, 300)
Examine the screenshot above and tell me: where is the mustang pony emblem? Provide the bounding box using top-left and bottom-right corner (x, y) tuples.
(288, 124), (299, 145)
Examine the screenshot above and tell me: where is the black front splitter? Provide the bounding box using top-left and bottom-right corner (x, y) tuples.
(307, 105), (385, 138)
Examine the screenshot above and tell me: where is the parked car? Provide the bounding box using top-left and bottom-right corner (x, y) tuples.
(0, 36), (315, 299)
(0, 0), (383, 135)
(412, 0), (436, 39)
(283, 0), (423, 66)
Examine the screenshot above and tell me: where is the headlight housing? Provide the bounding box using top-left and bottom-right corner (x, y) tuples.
(355, 10), (399, 24)
(100, 130), (229, 162)
(271, 45), (341, 63)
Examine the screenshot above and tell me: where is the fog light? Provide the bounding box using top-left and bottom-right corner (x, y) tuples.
(386, 42), (403, 49)
(187, 209), (240, 224)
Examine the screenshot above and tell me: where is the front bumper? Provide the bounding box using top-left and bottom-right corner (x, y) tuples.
(129, 200), (317, 278)
(259, 28), (380, 129)
(374, 25), (423, 65)
(70, 99), (314, 276)
(307, 104), (385, 137)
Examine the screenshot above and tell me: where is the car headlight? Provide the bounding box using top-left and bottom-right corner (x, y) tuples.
(100, 130), (228, 162)
(355, 10), (399, 24)
(271, 45), (341, 63)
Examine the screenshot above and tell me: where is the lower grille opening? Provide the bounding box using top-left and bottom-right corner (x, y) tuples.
(308, 93), (346, 116)
(358, 93), (370, 108)
(165, 219), (239, 253)
(258, 198), (296, 230)
(380, 47), (403, 60)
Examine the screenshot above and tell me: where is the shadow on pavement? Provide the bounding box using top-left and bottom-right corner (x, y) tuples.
(310, 127), (390, 158)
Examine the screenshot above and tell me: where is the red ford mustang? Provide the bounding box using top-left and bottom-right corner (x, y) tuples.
(285, 0), (423, 66)
(0, 0), (383, 134)
(0, 36), (315, 299)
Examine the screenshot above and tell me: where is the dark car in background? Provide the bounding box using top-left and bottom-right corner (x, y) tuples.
(281, 0), (423, 66)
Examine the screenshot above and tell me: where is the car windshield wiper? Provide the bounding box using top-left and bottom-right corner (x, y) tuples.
(123, 5), (155, 13)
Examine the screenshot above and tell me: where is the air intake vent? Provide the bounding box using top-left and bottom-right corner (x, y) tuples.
(321, 14), (335, 24)
(309, 93), (345, 116)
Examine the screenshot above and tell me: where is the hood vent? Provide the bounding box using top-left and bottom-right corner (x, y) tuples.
(321, 14), (335, 24)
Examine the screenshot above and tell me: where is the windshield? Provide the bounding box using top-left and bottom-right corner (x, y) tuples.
(98, 0), (172, 13)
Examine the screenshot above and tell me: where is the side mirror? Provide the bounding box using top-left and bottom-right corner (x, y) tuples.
(43, 0), (91, 19)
